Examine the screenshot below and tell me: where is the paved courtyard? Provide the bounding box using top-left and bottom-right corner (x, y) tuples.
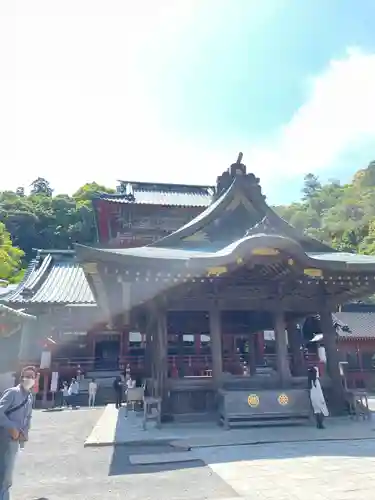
(11, 407), (375, 500)
(12, 408), (236, 500)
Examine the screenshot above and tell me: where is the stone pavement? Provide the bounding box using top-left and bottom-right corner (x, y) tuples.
(196, 439), (375, 500)
(10, 406), (375, 500)
(86, 403), (375, 449)
(11, 408), (237, 500)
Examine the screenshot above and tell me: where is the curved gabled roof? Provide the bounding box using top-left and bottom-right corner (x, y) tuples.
(150, 163), (333, 253)
(76, 157), (375, 274)
(2, 250), (95, 305)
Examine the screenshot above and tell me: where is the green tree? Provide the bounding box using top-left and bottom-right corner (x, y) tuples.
(73, 182), (114, 205)
(30, 177), (53, 197)
(0, 222), (24, 282)
(302, 173), (322, 200)
(0, 180), (114, 262)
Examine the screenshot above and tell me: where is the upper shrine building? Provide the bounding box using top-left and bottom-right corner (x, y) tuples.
(3, 154), (375, 418)
(93, 179), (214, 247)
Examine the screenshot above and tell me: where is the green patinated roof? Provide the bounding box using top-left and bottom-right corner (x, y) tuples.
(76, 158), (375, 273)
(2, 250), (95, 305)
(96, 181), (214, 207)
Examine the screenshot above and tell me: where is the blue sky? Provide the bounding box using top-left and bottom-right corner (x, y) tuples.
(1, 1), (375, 204)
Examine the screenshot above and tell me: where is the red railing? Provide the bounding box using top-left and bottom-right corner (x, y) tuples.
(22, 352), (325, 379)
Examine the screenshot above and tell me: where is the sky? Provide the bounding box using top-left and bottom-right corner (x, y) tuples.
(2, 0), (375, 204)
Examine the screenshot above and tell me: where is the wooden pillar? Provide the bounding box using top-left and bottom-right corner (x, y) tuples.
(273, 310), (291, 385)
(177, 334), (184, 375)
(18, 322), (33, 362)
(286, 320), (305, 377)
(153, 306), (168, 408)
(257, 331), (265, 365)
(319, 309), (344, 401)
(248, 334), (257, 376)
(144, 320), (153, 378)
(209, 304), (223, 384)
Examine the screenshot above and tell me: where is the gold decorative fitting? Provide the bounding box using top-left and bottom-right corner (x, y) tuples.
(247, 394), (260, 408)
(83, 262), (98, 274)
(252, 248), (279, 256)
(236, 257), (243, 264)
(278, 393), (289, 406)
(303, 268), (323, 277)
(288, 258), (294, 266)
(206, 266), (227, 276)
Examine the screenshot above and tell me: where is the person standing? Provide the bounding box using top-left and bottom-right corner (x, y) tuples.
(88, 379), (98, 408)
(308, 366), (329, 429)
(113, 376), (123, 409)
(68, 377), (80, 409)
(0, 366), (36, 500)
(61, 382), (69, 407)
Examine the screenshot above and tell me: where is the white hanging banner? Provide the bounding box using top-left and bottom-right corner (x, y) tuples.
(50, 371), (59, 392)
(40, 350), (51, 369)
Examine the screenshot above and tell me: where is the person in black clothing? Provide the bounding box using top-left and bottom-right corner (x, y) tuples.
(113, 376), (123, 409)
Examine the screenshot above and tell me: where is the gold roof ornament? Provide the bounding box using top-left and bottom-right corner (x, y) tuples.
(83, 262), (98, 274)
(251, 248), (280, 256)
(304, 268), (323, 277)
(206, 266), (227, 276)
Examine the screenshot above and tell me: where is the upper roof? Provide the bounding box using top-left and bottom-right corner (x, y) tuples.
(1, 250), (95, 306)
(94, 180), (215, 207)
(151, 154), (333, 252)
(76, 155), (375, 275)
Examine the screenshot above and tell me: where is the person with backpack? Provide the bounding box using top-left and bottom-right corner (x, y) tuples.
(0, 366), (36, 499)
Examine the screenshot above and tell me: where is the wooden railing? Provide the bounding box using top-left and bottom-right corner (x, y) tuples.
(24, 352), (324, 378)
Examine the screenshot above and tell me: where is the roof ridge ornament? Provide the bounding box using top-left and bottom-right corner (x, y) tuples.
(215, 152), (263, 198)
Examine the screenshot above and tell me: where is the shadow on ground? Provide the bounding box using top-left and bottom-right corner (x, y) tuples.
(107, 433), (375, 477)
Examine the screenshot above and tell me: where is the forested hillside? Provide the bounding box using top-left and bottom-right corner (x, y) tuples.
(0, 178), (114, 281)
(2, 163), (375, 283)
(275, 161), (375, 255)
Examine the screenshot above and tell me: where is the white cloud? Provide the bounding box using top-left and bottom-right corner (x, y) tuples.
(249, 49), (375, 182)
(1, 1), (375, 200)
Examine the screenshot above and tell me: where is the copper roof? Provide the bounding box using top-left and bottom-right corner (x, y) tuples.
(2, 250), (95, 305)
(334, 312), (375, 339)
(96, 181), (214, 207)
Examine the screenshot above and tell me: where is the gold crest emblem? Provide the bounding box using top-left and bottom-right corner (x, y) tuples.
(247, 394), (260, 408)
(278, 393), (289, 406)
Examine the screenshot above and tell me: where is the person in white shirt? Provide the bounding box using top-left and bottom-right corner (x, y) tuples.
(88, 379), (98, 407)
(68, 378), (79, 409)
(126, 377), (136, 390)
(61, 382), (69, 407)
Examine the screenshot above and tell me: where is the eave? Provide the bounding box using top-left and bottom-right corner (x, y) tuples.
(75, 234), (375, 273)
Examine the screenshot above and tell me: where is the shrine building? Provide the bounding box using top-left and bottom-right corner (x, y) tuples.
(75, 154), (375, 419)
(3, 155), (375, 419)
